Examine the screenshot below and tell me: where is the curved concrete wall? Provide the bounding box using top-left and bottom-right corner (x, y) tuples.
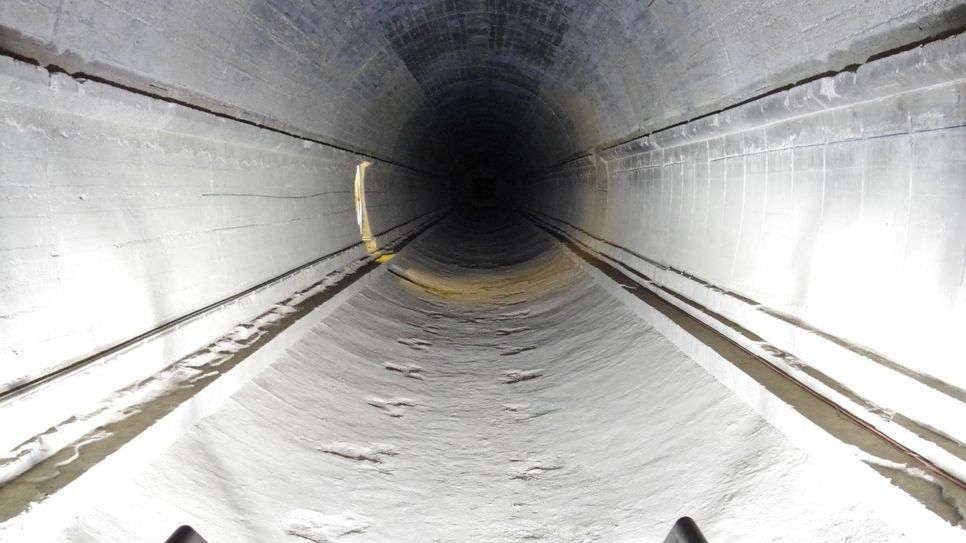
(526, 35), (966, 392)
(0, 57), (445, 393)
(1, 0), (964, 425)
(3, 0), (961, 167)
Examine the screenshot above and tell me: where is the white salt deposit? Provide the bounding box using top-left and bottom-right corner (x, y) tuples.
(282, 510), (370, 542)
(18, 217), (964, 542)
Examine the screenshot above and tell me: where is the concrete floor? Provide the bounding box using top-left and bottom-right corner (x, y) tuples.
(2, 2), (966, 541)
(36, 213), (963, 542)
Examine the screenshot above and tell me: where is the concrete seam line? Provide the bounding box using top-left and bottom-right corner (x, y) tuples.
(0, 210), (451, 508)
(0, 264), (389, 541)
(0, 44), (441, 178)
(532, 23), (966, 174)
(522, 208), (966, 405)
(522, 211), (966, 493)
(0, 209), (448, 404)
(560, 239), (964, 533)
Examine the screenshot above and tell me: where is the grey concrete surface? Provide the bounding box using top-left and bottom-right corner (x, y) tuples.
(526, 32), (966, 393)
(38, 213), (965, 541)
(0, 57), (445, 396)
(3, 1), (964, 388)
(1, 1), (965, 530)
(2, 0), (963, 168)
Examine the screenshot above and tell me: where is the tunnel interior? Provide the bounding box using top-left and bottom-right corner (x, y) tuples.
(2, 1), (966, 541)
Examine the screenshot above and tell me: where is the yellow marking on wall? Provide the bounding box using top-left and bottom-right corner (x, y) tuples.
(353, 160), (379, 254)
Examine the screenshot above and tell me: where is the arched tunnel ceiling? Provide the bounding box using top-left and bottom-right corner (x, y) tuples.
(3, 0), (963, 172)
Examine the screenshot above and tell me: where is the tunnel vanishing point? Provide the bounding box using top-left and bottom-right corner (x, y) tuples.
(2, 1), (966, 541)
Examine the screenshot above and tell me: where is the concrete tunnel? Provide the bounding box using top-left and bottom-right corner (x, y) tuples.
(1, 0), (966, 541)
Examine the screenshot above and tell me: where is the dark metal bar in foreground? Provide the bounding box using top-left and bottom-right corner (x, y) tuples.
(664, 516), (709, 543)
(165, 525), (208, 543)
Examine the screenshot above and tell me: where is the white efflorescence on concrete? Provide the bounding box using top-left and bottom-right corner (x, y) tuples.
(526, 32), (966, 424)
(1, 1), (963, 457)
(15, 217), (963, 543)
(0, 55), (445, 454)
(1, 0), (959, 166)
(0, 256), (376, 487)
(0, 0), (964, 539)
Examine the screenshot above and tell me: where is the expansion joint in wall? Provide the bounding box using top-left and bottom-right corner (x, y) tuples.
(530, 22), (966, 177)
(0, 39), (440, 179)
(521, 209), (966, 503)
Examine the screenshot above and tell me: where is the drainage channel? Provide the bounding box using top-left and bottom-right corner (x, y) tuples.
(523, 211), (966, 530)
(0, 214), (446, 523)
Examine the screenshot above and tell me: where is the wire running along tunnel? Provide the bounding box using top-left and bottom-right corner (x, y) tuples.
(1, 1), (966, 541)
